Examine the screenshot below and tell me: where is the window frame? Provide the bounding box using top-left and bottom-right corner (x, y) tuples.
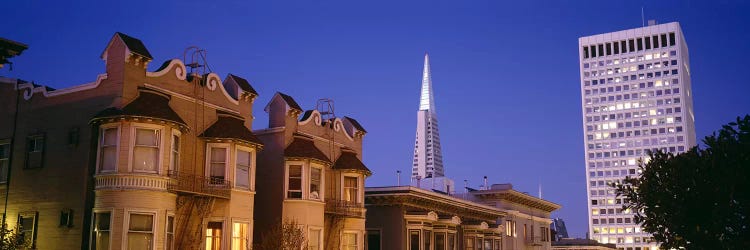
(342, 231), (359, 250)
(169, 129), (181, 174)
(309, 164), (323, 201)
(206, 143), (230, 185)
(0, 139), (10, 184)
(128, 124), (164, 174)
(308, 226), (323, 250)
(91, 208), (114, 250)
(17, 211), (39, 249)
(25, 134), (45, 169)
(342, 174), (361, 204)
(231, 219), (251, 250)
(166, 213), (175, 250)
(97, 125), (121, 174)
(123, 210), (156, 250)
(285, 162), (304, 199)
(205, 220), (225, 250)
(234, 145), (255, 190)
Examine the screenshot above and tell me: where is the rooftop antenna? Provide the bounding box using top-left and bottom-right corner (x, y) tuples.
(641, 7), (645, 27)
(396, 170), (401, 186)
(538, 183), (543, 199)
(483, 176), (488, 190)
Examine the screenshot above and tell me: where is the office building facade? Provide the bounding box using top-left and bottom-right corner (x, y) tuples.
(578, 22), (696, 250)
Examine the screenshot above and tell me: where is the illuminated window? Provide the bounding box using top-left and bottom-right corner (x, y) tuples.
(206, 222), (223, 250)
(91, 212), (111, 250)
(133, 128), (159, 172)
(287, 165), (302, 199)
(128, 213), (154, 250)
(232, 222), (249, 250)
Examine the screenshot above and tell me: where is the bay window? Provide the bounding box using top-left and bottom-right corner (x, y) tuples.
(209, 147), (227, 184)
(344, 176), (358, 203)
(166, 216), (174, 250)
(310, 167), (321, 200)
(235, 149), (251, 189)
(127, 213), (154, 250)
(170, 133), (180, 173)
(133, 128), (159, 172)
(99, 127), (118, 172)
(287, 165), (302, 199)
(91, 211), (111, 250)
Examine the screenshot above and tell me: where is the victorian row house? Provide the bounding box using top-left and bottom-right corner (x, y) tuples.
(0, 32), (371, 250)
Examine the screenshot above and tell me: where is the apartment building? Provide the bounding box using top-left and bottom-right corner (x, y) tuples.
(578, 22), (696, 250)
(253, 94), (371, 250)
(0, 32), (262, 249)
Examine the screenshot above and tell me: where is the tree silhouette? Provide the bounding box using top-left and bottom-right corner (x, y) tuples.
(614, 115), (750, 249)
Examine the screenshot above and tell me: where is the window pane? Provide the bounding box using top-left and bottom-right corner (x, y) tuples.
(236, 165), (249, 188)
(410, 231), (420, 250)
(101, 147), (117, 171)
(206, 222), (223, 250)
(103, 128), (118, 145)
(135, 129), (158, 146)
(211, 148), (226, 162)
(232, 222), (248, 250)
(133, 147), (158, 171)
(237, 150), (250, 167)
(310, 168), (321, 199)
(211, 148), (226, 181)
(129, 214), (153, 231)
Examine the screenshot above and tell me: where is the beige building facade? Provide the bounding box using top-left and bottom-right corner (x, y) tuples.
(1, 32), (263, 249)
(253, 93), (371, 250)
(365, 184), (560, 250)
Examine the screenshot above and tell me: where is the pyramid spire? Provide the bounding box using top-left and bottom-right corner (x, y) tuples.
(419, 53), (435, 111)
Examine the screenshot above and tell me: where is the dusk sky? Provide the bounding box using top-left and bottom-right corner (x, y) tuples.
(4, 0), (750, 238)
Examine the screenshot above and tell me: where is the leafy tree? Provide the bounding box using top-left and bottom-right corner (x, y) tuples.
(254, 219), (307, 250)
(0, 224), (31, 250)
(614, 115), (750, 249)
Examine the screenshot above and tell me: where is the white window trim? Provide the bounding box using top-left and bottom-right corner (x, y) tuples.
(96, 124), (121, 174)
(234, 145), (255, 190)
(309, 163), (324, 201)
(127, 123), (165, 174)
(90, 208), (115, 250)
(308, 226), (324, 250)
(285, 161), (305, 200)
(205, 143), (231, 184)
(231, 218), (252, 250)
(341, 173), (362, 204)
(169, 129), (181, 174)
(122, 209), (158, 250)
(165, 212), (175, 250)
(203, 218), (227, 250)
(341, 230), (361, 250)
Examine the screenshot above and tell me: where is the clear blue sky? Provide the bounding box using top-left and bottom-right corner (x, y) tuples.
(4, 0), (749, 238)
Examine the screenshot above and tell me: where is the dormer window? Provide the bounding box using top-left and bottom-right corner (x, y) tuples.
(133, 128), (160, 173)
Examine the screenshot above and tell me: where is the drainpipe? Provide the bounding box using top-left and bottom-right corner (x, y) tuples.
(3, 79), (22, 228)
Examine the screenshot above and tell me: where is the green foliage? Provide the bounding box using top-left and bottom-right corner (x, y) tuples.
(253, 219), (307, 250)
(614, 115), (750, 249)
(0, 224), (31, 250)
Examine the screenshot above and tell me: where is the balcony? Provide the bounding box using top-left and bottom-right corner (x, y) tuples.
(325, 199), (365, 218)
(167, 170), (231, 199)
(95, 174), (172, 191)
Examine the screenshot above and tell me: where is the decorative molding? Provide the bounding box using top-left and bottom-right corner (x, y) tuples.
(17, 74), (108, 100)
(95, 174), (173, 192)
(145, 59), (186, 80)
(206, 72), (240, 105)
(143, 83), (240, 115)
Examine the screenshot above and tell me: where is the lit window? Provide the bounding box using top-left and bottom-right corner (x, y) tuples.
(133, 128), (159, 172)
(344, 176), (359, 203)
(232, 222), (249, 250)
(235, 149), (251, 189)
(343, 232), (358, 250)
(287, 165), (302, 199)
(206, 222), (223, 250)
(127, 213), (154, 250)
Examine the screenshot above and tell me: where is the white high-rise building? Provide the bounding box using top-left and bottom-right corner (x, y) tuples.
(411, 53), (453, 192)
(579, 22), (696, 250)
